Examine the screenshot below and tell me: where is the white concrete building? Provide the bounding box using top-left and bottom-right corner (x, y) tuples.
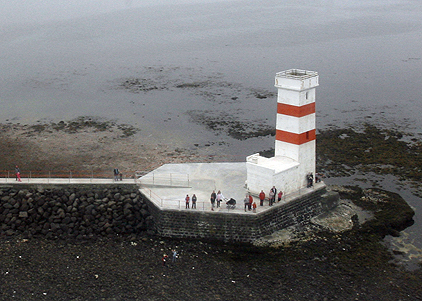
(246, 69), (319, 196)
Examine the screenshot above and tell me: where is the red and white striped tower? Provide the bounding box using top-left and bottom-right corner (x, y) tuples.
(274, 69), (319, 188)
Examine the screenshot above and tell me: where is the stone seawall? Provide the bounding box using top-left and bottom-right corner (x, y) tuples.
(0, 183), (337, 243)
(0, 184), (153, 239)
(144, 186), (335, 243)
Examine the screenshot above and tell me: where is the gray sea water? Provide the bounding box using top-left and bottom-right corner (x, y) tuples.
(1, 0), (422, 267)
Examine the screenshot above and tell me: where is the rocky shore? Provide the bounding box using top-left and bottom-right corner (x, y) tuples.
(0, 185), (153, 239)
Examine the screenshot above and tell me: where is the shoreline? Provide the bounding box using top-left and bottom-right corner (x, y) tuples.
(0, 118), (217, 179)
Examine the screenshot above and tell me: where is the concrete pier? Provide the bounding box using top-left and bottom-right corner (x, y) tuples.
(138, 162), (334, 242)
(138, 162), (326, 214)
(0, 163), (335, 243)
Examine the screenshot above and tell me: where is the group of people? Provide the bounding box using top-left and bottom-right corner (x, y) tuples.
(184, 187), (284, 211)
(243, 193), (257, 212)
(184, 194), (197, 209)
(210, 190), (224, 210)
(243, 186), (283, 212)
(259, 186), (283, 207)
(184, 190), (227, 211)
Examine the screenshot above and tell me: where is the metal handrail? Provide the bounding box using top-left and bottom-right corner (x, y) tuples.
(0, 169), (139, 184)
(138, 172), (190, 188)
(138, 182), (324, 213)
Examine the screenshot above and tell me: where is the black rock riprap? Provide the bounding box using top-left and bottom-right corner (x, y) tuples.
(0, 185), (153, 239)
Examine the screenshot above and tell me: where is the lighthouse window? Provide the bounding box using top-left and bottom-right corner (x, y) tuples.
(306, 131), (309, 139)
(305, 92), (308, 99)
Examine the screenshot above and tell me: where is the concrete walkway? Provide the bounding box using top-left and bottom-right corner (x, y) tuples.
(0, 178), (137, 184)
(138, 162), (326, 215)
(0, 163), (326, 216)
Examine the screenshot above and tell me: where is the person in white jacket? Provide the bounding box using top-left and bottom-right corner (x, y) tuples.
(216, 190), (224, 208)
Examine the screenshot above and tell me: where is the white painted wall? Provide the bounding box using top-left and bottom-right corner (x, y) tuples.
(246, 158), (300, 195)
(277, 89), (315, 106)
(276, 114), (315, 134)
(273, 165), (300, 195)
(274, 140), (315, 187)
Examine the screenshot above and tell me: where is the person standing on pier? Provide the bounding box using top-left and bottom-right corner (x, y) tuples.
(278, 190), (283, 202)
(268, 188), (274, 206)
(113, 168), (119, 181)
(210, 191), (216, 209)
(248, 193), (253, 211)
(192, 194), (197, 209)
(244, 195), (249, 212)
(259, 190), (265, 206)
(216, 190), (224, 208)
(15, 166), (22, 182)
(272, 186), (277, 205)
(185, 194), (190, 209)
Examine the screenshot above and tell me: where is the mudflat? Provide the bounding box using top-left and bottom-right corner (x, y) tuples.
(0, 117), (209, 179)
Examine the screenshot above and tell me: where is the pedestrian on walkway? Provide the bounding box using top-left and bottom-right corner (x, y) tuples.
(307, 173), (314, 188)
(271, 186), (277, 205)
(278, 190), (283, 202)
(210, 190), (216, 209)
(259, 190), (265, 206)
(192, 194), (197, 209)
(252, 202), (257, 213)
(185, 195), (190, 209)
(15, 166), (21, 182)
(268, 188), (274, 206)
(248, 193), (253, 211)
(244, 195), (249, 212)
(216, 190), (224, 208)
(113, 168), (119, 181)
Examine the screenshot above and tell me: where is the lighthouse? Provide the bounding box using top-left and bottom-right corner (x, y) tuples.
(246, 69), (319, 195)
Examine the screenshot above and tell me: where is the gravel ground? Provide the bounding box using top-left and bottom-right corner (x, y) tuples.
(0, 232), (421, 301)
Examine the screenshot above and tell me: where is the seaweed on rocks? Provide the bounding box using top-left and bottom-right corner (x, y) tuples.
(317, 124), (422, 196)
(187, 110), (275, 140)
(331, 186), (415, 238)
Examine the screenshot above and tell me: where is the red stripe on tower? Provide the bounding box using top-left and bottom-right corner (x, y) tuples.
(276, 129), (316, 145)
(277, 103), (315, 117)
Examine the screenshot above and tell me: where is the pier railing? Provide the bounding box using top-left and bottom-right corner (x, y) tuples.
(139, 182), (326, 213)
(137, 172), (190, 188)
(0, 169), (138, 183)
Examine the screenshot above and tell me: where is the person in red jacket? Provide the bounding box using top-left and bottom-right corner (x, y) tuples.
(259, 190), (265, 206)
(252, 202), (257, 213)
(278, 190), (283, 202)
(185, 195), (190, 209)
